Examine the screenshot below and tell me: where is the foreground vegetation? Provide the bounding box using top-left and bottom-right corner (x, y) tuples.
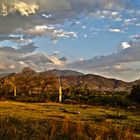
(0, 101), (140, 140)
(0, 67), (139, 107)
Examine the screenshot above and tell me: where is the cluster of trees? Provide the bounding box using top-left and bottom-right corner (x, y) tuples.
(0, 67), (58, 102)
(62, 88), (131, 107)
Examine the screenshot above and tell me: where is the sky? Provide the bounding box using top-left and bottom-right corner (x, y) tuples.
(0, 0), (140, 81)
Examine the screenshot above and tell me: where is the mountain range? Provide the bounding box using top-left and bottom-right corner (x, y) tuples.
(41, 69), (132, 91)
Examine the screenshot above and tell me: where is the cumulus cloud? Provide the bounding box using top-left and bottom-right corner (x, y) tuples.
(0, 43), (67, 73)
(13, 1), (39, 16)
(0, 0), (131, 33)
(0, 0), (39, 16)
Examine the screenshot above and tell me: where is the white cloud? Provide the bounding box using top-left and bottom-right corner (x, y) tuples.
(121, 42), (131, 49)
(123, 18), (138, 26)
(42, 14), (52, 19)
(82, 26), (87, 29)
(111, 12), (119, 16)
(13, 1), (39, 16)
(84, 34), (87, 38)
(23, 25), (78, 40)
(114, 17), (122, 22)
(109, 28), (123, 33)
(136, 23), (140, 27)
(0, 0), (39, 16)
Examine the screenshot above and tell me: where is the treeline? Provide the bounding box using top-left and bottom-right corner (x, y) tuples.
(0, 67), (140, 106)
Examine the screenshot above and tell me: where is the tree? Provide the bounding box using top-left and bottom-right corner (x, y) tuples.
(129, 85), (140, 104)
(15, 67), (37, 95)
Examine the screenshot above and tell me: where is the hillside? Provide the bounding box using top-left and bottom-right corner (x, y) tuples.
(0, 73), (13, 78)
(59, 74), (129, 91)
(40, 69), (83, 76)
(38, 69), (130, 91)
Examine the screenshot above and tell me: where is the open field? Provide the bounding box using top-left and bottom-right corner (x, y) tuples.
(0, 101), (140, 140)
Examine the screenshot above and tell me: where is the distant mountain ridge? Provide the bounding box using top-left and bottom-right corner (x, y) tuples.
(40, 69), (84, 76)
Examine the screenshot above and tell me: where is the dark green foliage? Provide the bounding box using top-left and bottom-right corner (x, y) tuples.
(63, 88), (130, 107)
(88, 95), (130, 107)
(129, 85), (140, 104)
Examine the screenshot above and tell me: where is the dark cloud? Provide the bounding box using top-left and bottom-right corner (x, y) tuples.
(0, 0), (130, 33)
(0, 43), (68, 73)
(59, 57), (67, 62)
(0, 34), (20, 41)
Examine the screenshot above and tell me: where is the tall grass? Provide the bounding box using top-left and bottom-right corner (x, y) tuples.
(0, 115), (138, 140)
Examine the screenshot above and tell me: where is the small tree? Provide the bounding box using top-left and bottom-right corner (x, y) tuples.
(0, 76), (16, 98)
(0, 78), (12, 96)
(35, 75), (56, 95)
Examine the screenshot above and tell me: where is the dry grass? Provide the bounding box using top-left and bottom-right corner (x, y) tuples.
(0, 101), (140, 140)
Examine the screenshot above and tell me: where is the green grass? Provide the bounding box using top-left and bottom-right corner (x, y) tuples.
(0, 101), (140, 140)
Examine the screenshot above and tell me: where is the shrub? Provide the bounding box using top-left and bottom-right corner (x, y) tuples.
(129, 85), (140, 104)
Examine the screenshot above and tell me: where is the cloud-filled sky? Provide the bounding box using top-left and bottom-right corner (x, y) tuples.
(0, 0), (140, 81)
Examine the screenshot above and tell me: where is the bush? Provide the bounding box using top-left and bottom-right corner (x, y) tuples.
(12, 94), (48, 103)
(87, 95), (130, 107)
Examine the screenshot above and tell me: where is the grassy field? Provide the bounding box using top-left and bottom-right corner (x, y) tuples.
(0, 101), (140, 140)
